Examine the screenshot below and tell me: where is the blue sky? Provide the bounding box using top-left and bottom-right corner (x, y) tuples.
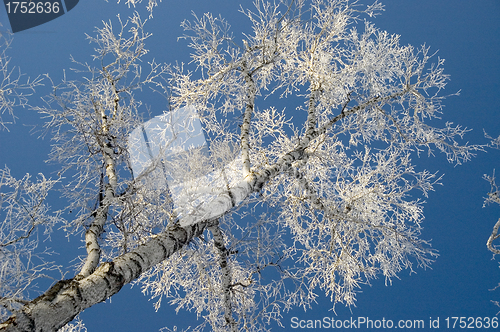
(0, 1), (499, 331)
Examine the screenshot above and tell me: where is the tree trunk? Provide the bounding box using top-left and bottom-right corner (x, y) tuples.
(0, 222), (210, 332)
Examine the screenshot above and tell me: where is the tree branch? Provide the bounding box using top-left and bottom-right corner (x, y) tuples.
(240, 60), (256, 178)
(0, 221), (214, 332)
(208, 221), (237, 332)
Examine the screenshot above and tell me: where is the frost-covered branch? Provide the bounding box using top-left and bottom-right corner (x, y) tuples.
(208, 222), (237, 332)
(0, 168), (61, 321)
(115, 0), (162, 17)
(240, 60), (256, 178)
(0, 29), (43, 130)
(484, 133), (500, 254)
(35, 14), (169, 282)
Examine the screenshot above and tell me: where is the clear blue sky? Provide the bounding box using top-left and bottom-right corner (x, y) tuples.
(1, 1), (499, 331)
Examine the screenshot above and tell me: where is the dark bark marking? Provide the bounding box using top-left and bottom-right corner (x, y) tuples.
(227, 189), (236, 207)
(129, 258), (143, 279)
(156, 237), (168, 260)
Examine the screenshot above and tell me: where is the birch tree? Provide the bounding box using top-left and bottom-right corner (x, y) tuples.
(0, 1), (481, 331)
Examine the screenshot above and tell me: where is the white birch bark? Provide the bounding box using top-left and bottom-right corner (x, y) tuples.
(208, 223), (237, 332)
(0, 222), (209, 332)
(76, 82), (119, 280)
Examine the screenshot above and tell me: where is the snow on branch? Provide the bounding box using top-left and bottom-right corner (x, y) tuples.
(0, 168), (61, 321)
(0, 29), (43, 131)
(484, 132), (500, 255)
